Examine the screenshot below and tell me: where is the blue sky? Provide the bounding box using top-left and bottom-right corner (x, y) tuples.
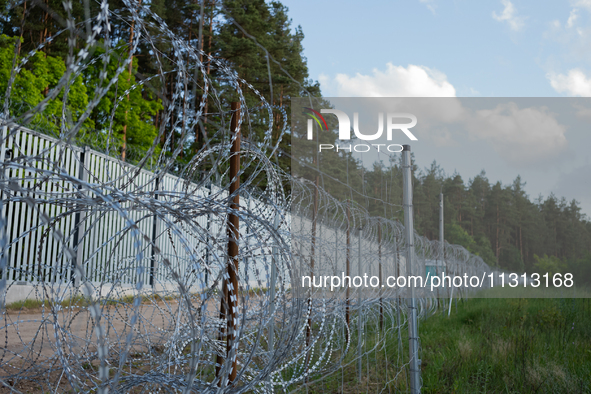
(282, 0), (591, 97)
(280, 0), (591, 217)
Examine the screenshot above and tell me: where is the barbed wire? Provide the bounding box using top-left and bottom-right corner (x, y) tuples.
(0, 1), (493, 393)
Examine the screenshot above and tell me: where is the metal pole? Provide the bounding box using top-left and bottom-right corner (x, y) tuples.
(448, 285), (454, 317)
(378, 225), (383, 331)
(267, 211), (279, 390)
(345, 203), (351, 343)
(357, 226), (363, 382)
(439, 192), (444, 303)
(395, 233), (402, 347)
(268, 212), (279, 354)
(205, 184), (213, 286)
(0, 126), (8, 303)
(73, 146), (89, 288)
(402, 145), (421, 393)
(335, 225), (338, 290)
(149, 173), (160, 288)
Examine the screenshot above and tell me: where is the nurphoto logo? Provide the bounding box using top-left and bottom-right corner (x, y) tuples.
(304, 107), (418, 153)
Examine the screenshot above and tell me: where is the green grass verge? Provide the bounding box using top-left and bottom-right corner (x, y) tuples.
(421, 298), (591, 393)
(4, 293), (180, 311)
(302, 298), (591, 393)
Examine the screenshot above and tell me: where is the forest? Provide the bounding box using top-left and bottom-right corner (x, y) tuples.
(0, 0), (318, 167)
(1, 0), (590, 283)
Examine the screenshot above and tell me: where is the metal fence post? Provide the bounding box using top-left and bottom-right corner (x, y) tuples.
(378, 225), (383, 331)
(149, 174), (160, 288)
(0, 126), (8, 301)
(73, 146), (90, 288)
(357, 226), (363, 382)
(439, 192), (444, 303)
(402, 144), (421, 394)
(268, 212), (279, 353)
(345, 202), (351, 343)
(440, 192), (446, 305)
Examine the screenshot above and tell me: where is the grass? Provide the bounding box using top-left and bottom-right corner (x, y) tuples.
(4, 298), (47, 310)
(301, 298), (591, 393)
(4, 293), (179, 311)
(3, 287), (280, 312)
(420, 298), (591, 393)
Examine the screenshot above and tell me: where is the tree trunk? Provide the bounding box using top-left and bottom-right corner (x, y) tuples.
(199, 1), (215, 152)
(122, 0), (141, 161)
(496, 204), (500, 263)
(17, 1), (27, 56)
(519, 225), (523, 261)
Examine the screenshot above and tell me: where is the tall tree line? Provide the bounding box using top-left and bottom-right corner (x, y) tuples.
(0, 0), (319, 170)
(328, 157), (591, 284)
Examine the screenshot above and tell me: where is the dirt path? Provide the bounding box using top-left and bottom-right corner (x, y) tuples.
(0, 294), (272, 392)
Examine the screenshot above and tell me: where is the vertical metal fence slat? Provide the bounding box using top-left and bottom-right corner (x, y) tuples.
(73, 147), (89, 288)
(104, 156), (116, 283)
(8, 129), (20, 281)
(29, 134), (41, 282)
(39, 137), (50, 284)
(0, 126), (8, 283)
(46, 142), (59, 283)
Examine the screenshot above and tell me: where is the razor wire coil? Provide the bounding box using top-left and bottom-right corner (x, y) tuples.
(0, 1), (492, 392)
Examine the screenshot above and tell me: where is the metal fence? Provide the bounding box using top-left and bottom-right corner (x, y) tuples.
(0, 1), (495, 391)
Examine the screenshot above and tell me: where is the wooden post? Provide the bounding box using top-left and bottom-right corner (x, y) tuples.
(121, 0), (141, 161)
(216, 101), (241, 385)
(305, 175), (319, 380)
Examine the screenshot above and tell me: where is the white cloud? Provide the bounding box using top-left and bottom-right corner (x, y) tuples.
(419, 0), (436, 14)
(322, 63), (456, 97)
(567, 8), (579, 28)
(466, 103), (568, 167)
(547, 69), (591, 96)
(492, 0), (525, 31)
(574, 103), (591, 118)
(572, 0), (591, 11)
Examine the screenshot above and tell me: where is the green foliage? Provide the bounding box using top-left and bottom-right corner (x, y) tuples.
(0, 34), (162, 162)
(500, 244), (525, 272)
(409, 168), (591, 273)
(445, 221), (496, 266)
(566, 252), (591, 287)
(83, 43), (163, 160)
(472, 235), (497, 267)
(446, 220), (476, 250)
(533, 254), (567, 277)
(0, 34), (92, 135)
